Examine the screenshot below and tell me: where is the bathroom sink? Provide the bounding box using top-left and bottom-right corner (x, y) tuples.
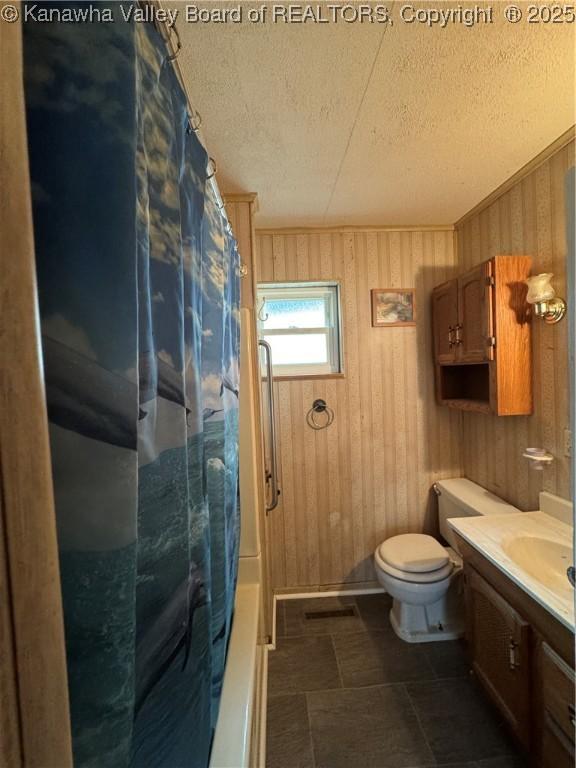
(502, 536), (574, 595)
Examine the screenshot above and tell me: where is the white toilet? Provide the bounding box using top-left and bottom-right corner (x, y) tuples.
(374, 477), (521, 643)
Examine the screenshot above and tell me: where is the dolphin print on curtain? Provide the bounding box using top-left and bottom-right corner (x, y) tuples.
(23, 6), (240, 767)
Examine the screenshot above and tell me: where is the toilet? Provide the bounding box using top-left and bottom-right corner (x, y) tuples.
(374, 477), (521, 643)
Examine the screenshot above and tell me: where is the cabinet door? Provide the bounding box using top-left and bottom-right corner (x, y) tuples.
(541, 643), (575, 768)
(542, 718), (575, 768)
(465, 566), (531, 748)
(432, 279), (458, 363)
(457, 262), (494, 362)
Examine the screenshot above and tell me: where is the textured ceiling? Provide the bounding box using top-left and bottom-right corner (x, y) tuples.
(172, 2), (575, 227)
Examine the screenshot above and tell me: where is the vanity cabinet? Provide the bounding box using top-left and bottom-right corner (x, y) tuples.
(466, 567), (531, 747)
(431, 254), (532, 415)
(458, 536), (575, 768)
(540, 643), (575, 768)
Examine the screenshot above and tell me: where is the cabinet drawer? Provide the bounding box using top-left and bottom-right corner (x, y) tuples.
(542, 643), (576, 745)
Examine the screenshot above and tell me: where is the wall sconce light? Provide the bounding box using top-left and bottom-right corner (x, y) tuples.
(525, 273), (566, 324)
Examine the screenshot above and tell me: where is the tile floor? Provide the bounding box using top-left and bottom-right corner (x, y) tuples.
(266, 594), (528, 768)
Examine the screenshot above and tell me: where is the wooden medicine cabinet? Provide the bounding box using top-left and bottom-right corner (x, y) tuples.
(431, 255), (532, 415)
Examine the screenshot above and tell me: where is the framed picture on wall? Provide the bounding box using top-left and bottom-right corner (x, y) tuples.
(371, 288), (416, 327)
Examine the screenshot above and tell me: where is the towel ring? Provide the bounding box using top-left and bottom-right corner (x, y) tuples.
(306, 399), (334, 430)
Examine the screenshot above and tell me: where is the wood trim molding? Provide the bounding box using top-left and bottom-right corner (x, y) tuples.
(0, 491), (22, 766)
(273, 373), (346, 382)
(456, 126), (576, 227)
(224, 192), (259, 210)
(0, 13), (73, 767)
(274, 580), (382, 595)
(256, 224), (455, 235)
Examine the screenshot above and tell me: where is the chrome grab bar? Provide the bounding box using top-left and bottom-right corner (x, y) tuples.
(258, 340), (280, 512)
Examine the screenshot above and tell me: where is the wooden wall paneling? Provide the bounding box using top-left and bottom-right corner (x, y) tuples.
(508, 183), (530, 509)
(225, 194), (258, 310)
(457, 140), (574, 509)
(412, 231), (431, 530)
(255, 227), (463, 591)
(270, 236), (289, 587)
(226, 194), (277, 642)
(535, 161), (558, 493)
(354, 233), (372, 574)
(366, 233), (382, 554)
(314, 384), (330, 584)
(550, 148), (571, 500)
(389, 233), (407, 535)
(319, 234), (341, 583)
(0, 494), (22, 765)
(333, 233), (355, 582)
(523, 172), (545, 506)
(0, 14), (73, 765)
(379, 233), (399, 540)
(420, 231), (436, 526)
(271, 377), (287, 588)
(402, 233), (419, 530)
(344, 233), (366, 580)
(256, 233), (285, 590)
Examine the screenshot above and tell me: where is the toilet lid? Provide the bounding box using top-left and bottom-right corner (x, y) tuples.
(378, 534), (449, 573)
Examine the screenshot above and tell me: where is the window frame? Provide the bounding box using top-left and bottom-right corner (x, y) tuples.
(257, 281), (345, 379)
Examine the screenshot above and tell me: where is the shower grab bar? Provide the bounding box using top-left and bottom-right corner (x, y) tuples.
(258, 339), (280, 512)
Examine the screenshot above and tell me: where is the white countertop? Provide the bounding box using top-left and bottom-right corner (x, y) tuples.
(449, 511), (575, 632)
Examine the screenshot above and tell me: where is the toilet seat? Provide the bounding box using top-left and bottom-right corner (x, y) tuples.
(375, 534), (453, 584)
(379, 534), (449, 572)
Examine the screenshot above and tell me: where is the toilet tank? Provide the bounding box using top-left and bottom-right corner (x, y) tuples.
(435, 478), (521, 550)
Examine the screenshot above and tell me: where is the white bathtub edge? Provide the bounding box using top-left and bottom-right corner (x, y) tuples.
(210, 582), (261, 768)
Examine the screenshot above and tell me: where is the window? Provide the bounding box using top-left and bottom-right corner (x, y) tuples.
(257, 282), (343, 377)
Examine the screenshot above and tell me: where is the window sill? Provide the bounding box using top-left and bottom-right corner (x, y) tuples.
(272, 372), (345, 382)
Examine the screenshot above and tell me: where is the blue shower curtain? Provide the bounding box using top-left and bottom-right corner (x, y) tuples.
(24, 6), (240, 766)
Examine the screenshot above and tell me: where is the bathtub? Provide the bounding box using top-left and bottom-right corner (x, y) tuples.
(210, 309), (269, 767)
(209, 559), (268, 768)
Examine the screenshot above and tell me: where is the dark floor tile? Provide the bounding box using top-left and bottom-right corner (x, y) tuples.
(424, 638), (471, 679)
(354, 593), (394, 630)
(406, 678), (516, 764)
(266, 694), (314, 768)
(275, 600), (286, 639)
(283, 596), (364, 636)
(332, 630), (436, 687)
(433, 764), (478, 768)
(268, 635), (341, 697)
(307, 684), (435, 768)
(477, 756), (529, 768)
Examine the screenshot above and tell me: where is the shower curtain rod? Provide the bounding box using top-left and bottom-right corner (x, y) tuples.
(137, 0), (234, 237)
